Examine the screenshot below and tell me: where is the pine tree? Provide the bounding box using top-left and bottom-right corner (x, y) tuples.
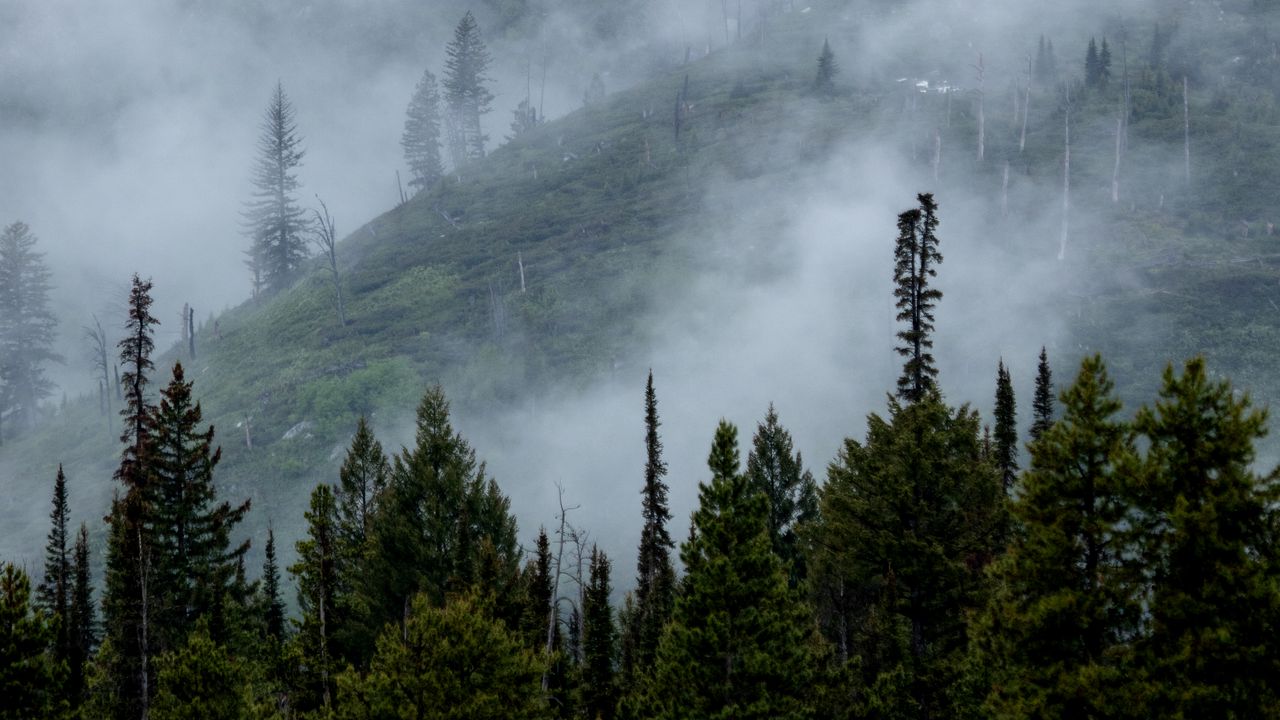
(69, 522), (96, 708)
(1085, 37), (1101, 87)
(1030, 347), (1054, 443)
(508, 98), (541, 141)
(243, 82), (308, 296)
(0, 563), (62, 720)
(36, 465), (72, 663)
(992, 361), (1018, 494)
(336, 593), (549, 719)
(335, 416), (388, 563)
(1131, 358), (1280, 716)
(151, 621), (247, 720)
(0, 221), (61, 435)
(651, 420), (816, 719)
(813, 392), (1002, 718)
(744, 404), (818, 586)
(289, 483), (341, 712)
(443, 11), (495, 163)
(580, 546), (617, 720)
(973, 355), (1141, 718)
(894, 193), (944, 403)
(1099, 38), (1113, 86)
(260, 528), (284, 641)
(521, 528), (554, 650)
(402, 69), (445, 193)
(815, 38), (838, 96)
(621, 370), (676, 688)
(101, 273), (160, 720)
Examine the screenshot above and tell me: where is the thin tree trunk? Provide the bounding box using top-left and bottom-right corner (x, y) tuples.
(139, 532), (150, 720)
(932, 128), (941, 181)
(1020, 57), (1031, 153)
(1183, 75), (1190, 185)
(1001, 160), (1010, 218)
(518, 252), (527, 293)
(1060, 111), (1070, 260)
(1112, 115), (1123, 203)
(975, 53), (985, 163)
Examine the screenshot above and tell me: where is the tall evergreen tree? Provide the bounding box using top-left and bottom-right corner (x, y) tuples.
(521, 528), (554, 651)
(993, 360), (1018, 494)
(335, 416), (388, 563)
(744, 404), (819, 586)
(36, 464), (72, 653)
(1085, 37), (1101, 87)
(69, 522), (96, 708)
(813, 392), (1001, 719)
(100, 273), (160, 720)
(894, 193), (943, 403)
(622, 371), (676, 687)
(973, 356), (1141, 718)
(1099, 38), (1113, 86)
(580, 546), (617, 720)
(402, 69), (445, 192)
(651, 420), (815, 719)
(0, 563), (62, 720)
(243, 82), (308, 296)
(815, 38), (838, 95)
(1030, 347), (1054, 443)
(0, 221), (61, 435)
(443, 11), (495, 163)
(149, 361), (249, 649)
(290, 483), (341, 712)
(260, 528), (284, 642)
(1130, 358), (1280, 716)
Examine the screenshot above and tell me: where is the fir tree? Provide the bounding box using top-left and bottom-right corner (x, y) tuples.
(894, 193), (943, 403)
(0, 563), (62, 720)
(36, 464), (72, 664)
(973, 356), (1141, 718)
(744, 404), (818, 586)
(243, 82), (308, 296)
(521, 528), (554, 651)
(1030, 346), (1054, 443)
(151, 621), (247, 720)
(289, 483), (341, 712)
(335, 416), (388, 563)
(1131, 358), (1280, 716)
(402, 69), (445, 193)
(69, 522), (96, 708)
(1085, 37), (1101, 87)
(651, 420), (816, 719)
(622, 370), (676, 687)
(1099, 38), (1113, 86)
(580, 546), (617, 720)
(993, 360), (1018, 494)
(261, 528), (284, 641)
(0, 221), (61, 434)
(443, 11), (495, 163)
(815, 38), (838, 96)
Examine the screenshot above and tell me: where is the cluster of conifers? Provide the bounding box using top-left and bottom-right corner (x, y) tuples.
(2, 194), (1278, 719)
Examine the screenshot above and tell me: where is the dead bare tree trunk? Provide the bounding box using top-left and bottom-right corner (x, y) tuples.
(518, 252), (527, 293)
(1002, 160), (1010, 218)
(245, 416), (253, 450)
(974, 53), (985, 163)
(1020, 56), (1031, 153)
(932, 129), (941, 182)
(1112, 115), (1123, 203)
(139, 532), (151, 720)
(1060, 110), (1070, 260)
(312, 197), (347, 327)
(543, 484), (581, 694)
(1183, 75), (1191, 185)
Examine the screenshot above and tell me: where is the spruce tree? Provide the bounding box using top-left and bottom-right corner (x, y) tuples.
(335, 416), (388, 562)
(1131, 358), (1280, 716)
(402, 69), (445, 192)
(1099, 38), (1113, 86)
(290, 483), (341, 712)
(69, 522), (95, 708)
(1085, 37), (1101, 87)
(580, 546), (617, 720)
(992, 360), (1018, 494)
(0, 563), (62, 720)
(443, 11), (495, 163)
(744, 404), (818, 586)
(260, 528), (285, 642)
(813, 392), (1001, 718)
(894, 193), (943, 403)
(973, 356), (1141, 718)
(521, 528), (554, 650)
(815, 38), (838, 96)
(651, 420), (816, 719)
(36, 464), (72, 664)
(243, 82), (308, 296)
(622, 370), (675, 687)
(0, 221), (60, 434)
(151, 621), (247, 720)
(1030, 347), (1054, 443)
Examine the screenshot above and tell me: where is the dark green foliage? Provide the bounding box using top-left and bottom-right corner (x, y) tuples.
(336, 592), (550, 719)
(336, 416), (388, 559)
(1130, 358), (1280, 717)
(69, 523), (95, 707)
(443, 11), (495, 163)
(992, 361), (1018, 495)
(621, 371), (675, 687)
(815, 38), (837, 96)
(894, 193), (943, 403)
(650, 420), (815, 719)
(290, 483), (340, 712)
(402, 69), (445, 192)
(0, 563), (62, 720)
(244, 82), (308, 297)
(973, 356), (1141, 718)
(521, 528), (554, 650)
(1099, 38), (1113, 86)
(580, 546), (617, 720)
(151, 621), (247, 720)
(149, 361), (250, 649)
(36, 464), (71, 668)
(744, 404), (818, 586)
(260, 528), (284, 641)
(813, 392), (1002, 719)
(1086, 38), (1101, 87)
(0, 220), (60, 434)
(1030, 347), (1054, 444)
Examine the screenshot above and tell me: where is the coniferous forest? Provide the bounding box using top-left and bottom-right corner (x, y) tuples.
(5, 0), (1280, 718)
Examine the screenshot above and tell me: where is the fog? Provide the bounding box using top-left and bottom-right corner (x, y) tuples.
(2, 0), (1188, 578)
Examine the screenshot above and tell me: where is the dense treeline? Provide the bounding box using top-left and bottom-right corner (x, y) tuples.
(3, 192), (1279, 719)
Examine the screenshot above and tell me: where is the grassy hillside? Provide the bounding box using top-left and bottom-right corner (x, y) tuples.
(8, 0), (1280, 565)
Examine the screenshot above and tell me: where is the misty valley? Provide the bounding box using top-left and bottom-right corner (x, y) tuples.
(3, 0), (1280, 717)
